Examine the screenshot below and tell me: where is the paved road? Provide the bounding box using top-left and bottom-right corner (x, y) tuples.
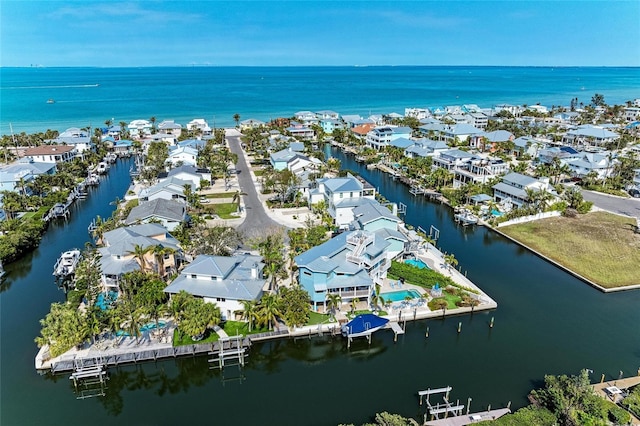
(226, 130), (284, 240)
(581, 189), (640, 219)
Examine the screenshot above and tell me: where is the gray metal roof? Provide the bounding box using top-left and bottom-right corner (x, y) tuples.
(352, 199), (400, 225)
(164, 254), (265, 301)
(125, 198), (186, 225)
(323, 176), (363, 193)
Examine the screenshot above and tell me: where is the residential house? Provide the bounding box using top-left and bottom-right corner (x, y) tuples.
(309, 174), (376, 228)
(565, 152), (616, 180)
(351, 123), (376, 140)
(404, 139), (448, 159)
(0, 160), (56, 193)
(23, 145), (76, 164)
(162, 165), (211, 188)
(315, 110), (340, 120)
(49, 128), (94, 155)
(138, 177), (191, 203)
(294, 230), (390, 312)
(537, 146), (581, 165)
(320, 118), (345, 134)
(239, 119), (266, 131)
(157, 120), (183, 138)
(187, 119), (212, 136)
(124, 198), (188, 231)
(128, 119), (152, 138)
(470, 130), (515, 152)
(341, 114), (364, 128)
(513, 136), (546, 158)
(492, 172), (558, 208)
(467, 113), (488, 130)
(561, 125), (619, 147)
(453, 156), (510, 188)
(113, 140), (133, 157)
(438, 123), (483, 145)
(365, 126), (412, 150)
(294, 111), (319, 126)
(163, 254), (266, 321)
(286, 122), (315, 140)
(98, 223), (181, 293)
(270, 147), (306, 171)
(350, 199), (407, 260)
(624, 107), (640, 122)
(166, 146), (199, 167)
(432, 149), (475, 171)
(405, 108), (431, 120)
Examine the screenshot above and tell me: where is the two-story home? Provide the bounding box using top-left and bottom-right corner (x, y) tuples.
(561, 125), (619, 148)
(166, 146), (199, 167)
(157, 120), (183, 139)
(286, 122), (315, 140)
(239, 119), (266, 131)
(294, 230), (390, 312)
(365, 126), (412, 150)
(309, 174), (376, 229)
(320, 118), (345, 134)
(270, 146), (306, 171)
(23, 145), (76, 164)
(98, 223), (181, 293)
(431, 148), (475, 171)
(160, 165), (211, 188)
(565, 152), (616, 180)
(438, 123), (483, 145)
(492, 172), (558, 208)
(453, 156), (510, 188)
(405, 108), (431, 120)
(49, 128), (95, 156)
(128, 119), (153, 138)
(187, 119), (212, 136)
(163, 253), (266, 321)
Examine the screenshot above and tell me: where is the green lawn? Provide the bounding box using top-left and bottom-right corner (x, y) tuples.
(306, 311), (334, 326)
(202, 202), (239, 219)
(253, 169), (265, 177)
(220, 320), (268, 336)
(201, 192), (235, 199)
(172, 328), (219, 346)
(500, 211), (640, 288)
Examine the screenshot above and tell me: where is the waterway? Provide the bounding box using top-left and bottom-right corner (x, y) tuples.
(1, 151), (639, 426)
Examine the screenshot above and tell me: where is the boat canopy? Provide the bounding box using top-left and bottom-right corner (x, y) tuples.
(342, 314), (388, 336)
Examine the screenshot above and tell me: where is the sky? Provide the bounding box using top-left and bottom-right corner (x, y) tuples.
(1, 0), (639, 67)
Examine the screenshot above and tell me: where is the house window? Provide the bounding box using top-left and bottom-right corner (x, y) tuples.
(191, 274), (197, 279)
(217, 298), (226, 302)
(339, 193), (343, 198)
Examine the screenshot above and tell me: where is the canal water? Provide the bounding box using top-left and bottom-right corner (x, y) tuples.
(1, 151), (639, 426)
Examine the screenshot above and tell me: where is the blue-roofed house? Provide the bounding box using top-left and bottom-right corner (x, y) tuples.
(48, 127), (95, 155)
(389, 137), (415, 150)
(565, 152), (616, 180)
(164, 253), (266, 321)
(124, 198), (188, 231)
(294, 230), (391, 312)
(438, 123), (483, 145)
(320, 118), (345, 134)
(177, 139), (207, 151)
(113, 139), (133, 156)
(157, 120), (183, 138)
(432, 148), (475, 171)
(0, 160), (57, 193)
(98, 223), (182, 293)
(270, 147), (307, 171)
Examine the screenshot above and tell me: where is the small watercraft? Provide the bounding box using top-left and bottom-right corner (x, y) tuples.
(53, 249), (81, 278)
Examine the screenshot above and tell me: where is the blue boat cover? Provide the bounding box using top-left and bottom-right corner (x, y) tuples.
(342, 314), (389, 335)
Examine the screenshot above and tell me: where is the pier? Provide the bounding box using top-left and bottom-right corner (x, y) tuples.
(418, 386), (511, 425)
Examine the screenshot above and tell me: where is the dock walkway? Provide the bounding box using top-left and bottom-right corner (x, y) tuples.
(424, 408), (511, 425)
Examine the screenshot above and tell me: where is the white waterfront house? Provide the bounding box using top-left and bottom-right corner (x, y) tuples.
(163, 254), (266, 321)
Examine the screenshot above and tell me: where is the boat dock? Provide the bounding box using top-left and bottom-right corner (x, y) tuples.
(39, 335), (252, 373)
(418, 385), (511, 425)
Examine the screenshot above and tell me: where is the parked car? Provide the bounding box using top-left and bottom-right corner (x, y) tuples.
(629, 188), (640, 198)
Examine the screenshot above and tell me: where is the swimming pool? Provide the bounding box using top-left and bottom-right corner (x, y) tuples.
(380, 289), (422, 303)
(95, 291), (118, 310)
(116, 321), (167, 336)
(405, 259), (429, 269)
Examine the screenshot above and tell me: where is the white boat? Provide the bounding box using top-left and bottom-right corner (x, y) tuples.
(53, 249), (81, 277)
(96, 162), (109, 175)
(454, 210), (479, 226)
(0, 260), (5, 281)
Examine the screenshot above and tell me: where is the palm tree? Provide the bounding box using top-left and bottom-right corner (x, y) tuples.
(325, 293), (342, 318)
(350, 297), (360, 314)
(239, 300), (258, 332)
(128, 244), (152, 273)
(371, 283), (384, 312)
(257, 293), (281, 331)
(444, 253), (458, 272)
(233, 113), (241, 128)
(232, 190), (247, 214)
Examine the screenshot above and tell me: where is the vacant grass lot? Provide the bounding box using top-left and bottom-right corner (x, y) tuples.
(500, 211), (640, 288)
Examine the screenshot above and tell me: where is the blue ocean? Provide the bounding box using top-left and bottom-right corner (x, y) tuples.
(1, 66), (639, 135)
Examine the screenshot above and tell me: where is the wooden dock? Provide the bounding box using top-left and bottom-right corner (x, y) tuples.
(424, 408), (511, 425)
(48, 337), (251, 374)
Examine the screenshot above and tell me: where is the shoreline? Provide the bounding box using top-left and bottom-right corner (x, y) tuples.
(335, 143), (640, 294)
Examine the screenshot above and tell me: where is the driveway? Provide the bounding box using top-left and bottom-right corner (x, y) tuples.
(225, 129), (284, 240)
(581, 189), (640, 219)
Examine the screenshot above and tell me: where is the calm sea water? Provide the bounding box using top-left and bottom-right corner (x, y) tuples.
(1, 66), (639, 135)
(1, 67), (640, 426)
